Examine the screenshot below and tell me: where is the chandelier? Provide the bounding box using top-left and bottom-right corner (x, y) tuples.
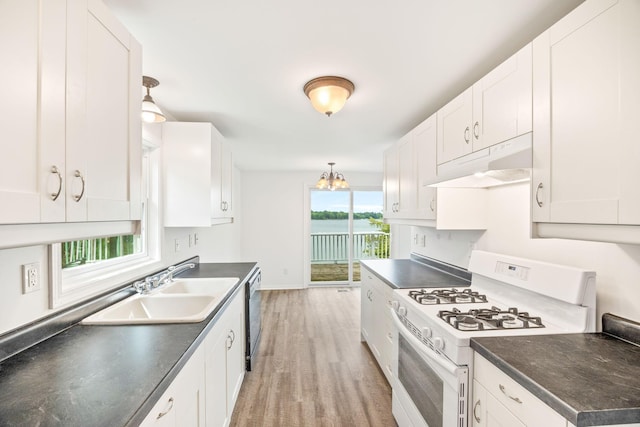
(316, 162), (349, 191)
(303, 76), (355, 117)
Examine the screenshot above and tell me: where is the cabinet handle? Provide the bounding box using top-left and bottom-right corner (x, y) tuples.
(72, 170), (85, 202)
(429, 198), (435, 212)
(156, 397), (174, 419)
(473, 121), (480, 139)
(50, 166), (63, 201)
(473, 399), (481, 423)
(535, 183), (543, 207)
(499, 384), (523, 404)
(464, 126), (470, 144)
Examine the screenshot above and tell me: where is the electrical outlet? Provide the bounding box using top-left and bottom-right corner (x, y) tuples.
(22, 263), (41, 294)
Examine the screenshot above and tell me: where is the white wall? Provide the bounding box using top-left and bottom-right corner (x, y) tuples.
(241, 170), (383, 289)
(413, 182), (640, 330)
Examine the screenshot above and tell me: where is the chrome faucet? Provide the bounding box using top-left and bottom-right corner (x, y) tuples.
(132, 263), (196, 294)
(156, 263), (196, 286)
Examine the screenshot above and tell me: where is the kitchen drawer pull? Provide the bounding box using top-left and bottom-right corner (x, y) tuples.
(464, 126), (470, 143)
(50, 166), (63, 201)
(72, 170), (85, 202)
(156, 397), (174, 419)
(499, 384), (523, 404)
(473, 399), (481, 423)
(535, 182), (543, 207)
(473, 121), (480, 139)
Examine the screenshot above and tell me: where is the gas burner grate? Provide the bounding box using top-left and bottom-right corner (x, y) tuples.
(438, 306), (545, 331)
(407, 288), (488, 305)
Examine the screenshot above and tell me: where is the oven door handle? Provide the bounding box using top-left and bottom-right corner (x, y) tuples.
(390, 307), (462, 376)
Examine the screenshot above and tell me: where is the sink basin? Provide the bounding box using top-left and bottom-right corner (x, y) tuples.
(81, 277), (239, 325)
(82, 294), (219, 325)
(159, 277), (239, 297)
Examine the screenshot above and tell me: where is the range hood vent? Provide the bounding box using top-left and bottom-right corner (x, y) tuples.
(429, 133), (532, 188)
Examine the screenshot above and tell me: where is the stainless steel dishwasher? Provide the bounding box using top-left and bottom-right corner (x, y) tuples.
(245, 268), (261, 371)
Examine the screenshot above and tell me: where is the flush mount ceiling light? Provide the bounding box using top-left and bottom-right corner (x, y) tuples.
(316, 162), (349, 191)
(141, 75), (166, 123)
(303, 76), (355, 117)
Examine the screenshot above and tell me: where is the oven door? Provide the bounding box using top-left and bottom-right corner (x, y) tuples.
(390, 308), (468, 427)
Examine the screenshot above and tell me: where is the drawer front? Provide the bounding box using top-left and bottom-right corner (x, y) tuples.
(473, 353), (565, 426)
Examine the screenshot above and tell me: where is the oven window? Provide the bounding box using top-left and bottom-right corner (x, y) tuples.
(398, 334), (444, 427)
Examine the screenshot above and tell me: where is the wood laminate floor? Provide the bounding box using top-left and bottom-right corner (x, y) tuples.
(230, 288), (396, 427)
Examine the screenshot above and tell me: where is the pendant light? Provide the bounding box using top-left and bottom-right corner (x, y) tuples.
(141, 76), (166, 123)
(316, 162), (349, 191)
(303, 76), (355, 117)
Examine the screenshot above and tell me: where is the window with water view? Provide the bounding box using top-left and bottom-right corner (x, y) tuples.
(310, 190), (390, 284)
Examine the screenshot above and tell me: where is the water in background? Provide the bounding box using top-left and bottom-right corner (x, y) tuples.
(311, 219), (379, 233)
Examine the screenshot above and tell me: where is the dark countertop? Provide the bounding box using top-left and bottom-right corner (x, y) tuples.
(360, 255), (471, 289)
(0, 262), (258, 427)
(471, 333), (640, 426)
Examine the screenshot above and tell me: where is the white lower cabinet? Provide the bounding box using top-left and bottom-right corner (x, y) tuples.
(360, 266), (394, 385)
(141, 287), (245, 427)
(205, 286), (245, 427)
(140, 346), (206, 427)
(472, 353), (565, 427)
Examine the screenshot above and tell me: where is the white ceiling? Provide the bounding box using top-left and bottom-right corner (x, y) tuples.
(104, 0), (584, 174)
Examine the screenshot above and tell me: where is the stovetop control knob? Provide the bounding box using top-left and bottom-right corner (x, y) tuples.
(391, 300), (399, 311)
(398, 306), (407, 317)
(422, 327), (432, 338)
(433, 337), (444, 351)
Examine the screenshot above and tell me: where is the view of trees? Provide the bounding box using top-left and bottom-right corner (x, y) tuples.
(311, 210), (383, 220)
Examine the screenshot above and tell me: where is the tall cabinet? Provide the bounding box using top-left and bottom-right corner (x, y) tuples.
(531, 0), (640, 243)
(0, 0), (142, 225)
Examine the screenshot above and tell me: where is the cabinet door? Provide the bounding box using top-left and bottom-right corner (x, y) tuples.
(66, 0), (142, 222)
(141, 346), (206, 427)
(383, 145), (400, 218)
(205, 319), (229, 427)
(397, 135), (417, 218)
(0, 0), (65, 224)
(220, 141), (234, 217)
(472, 44), (532, 152)
(437, 88), (473, 164)
(415, 114), (438, 220)
(211, 127), (233, 220)
(360, 269), (374, 343)
(226, 290), (245, 416)
(163, 122), (213, 227)
(532, 0), (640, 225)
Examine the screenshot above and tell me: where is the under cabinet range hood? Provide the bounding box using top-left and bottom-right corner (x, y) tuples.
(429, 133), (532, 188)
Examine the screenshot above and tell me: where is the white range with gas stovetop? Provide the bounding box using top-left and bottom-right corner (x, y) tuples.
(390, 250), (596, 427)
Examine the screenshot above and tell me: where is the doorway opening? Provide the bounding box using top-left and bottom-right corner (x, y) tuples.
(308, 189), (389, 285)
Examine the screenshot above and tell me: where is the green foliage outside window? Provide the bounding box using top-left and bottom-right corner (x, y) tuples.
(363, 217), (391, 259)
(62, 234), (141, 269)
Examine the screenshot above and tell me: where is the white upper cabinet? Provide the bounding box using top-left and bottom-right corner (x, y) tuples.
(437, 44), (532, 166)
(415, 115), (438, 220)
(163, 122), (234, 227)
(384, 134), (418, 219)
(0, 0), (142, 225)
(472, 44), (532, 152)
(532, 0), (640, 243)
(211, 136), (234, 221)
(0, 0), (45, 223)
(437, 88), (473, 164)
(383, 144), (400, 218)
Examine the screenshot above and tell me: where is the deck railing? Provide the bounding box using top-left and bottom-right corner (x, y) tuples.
(311, 231), (390, 263)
